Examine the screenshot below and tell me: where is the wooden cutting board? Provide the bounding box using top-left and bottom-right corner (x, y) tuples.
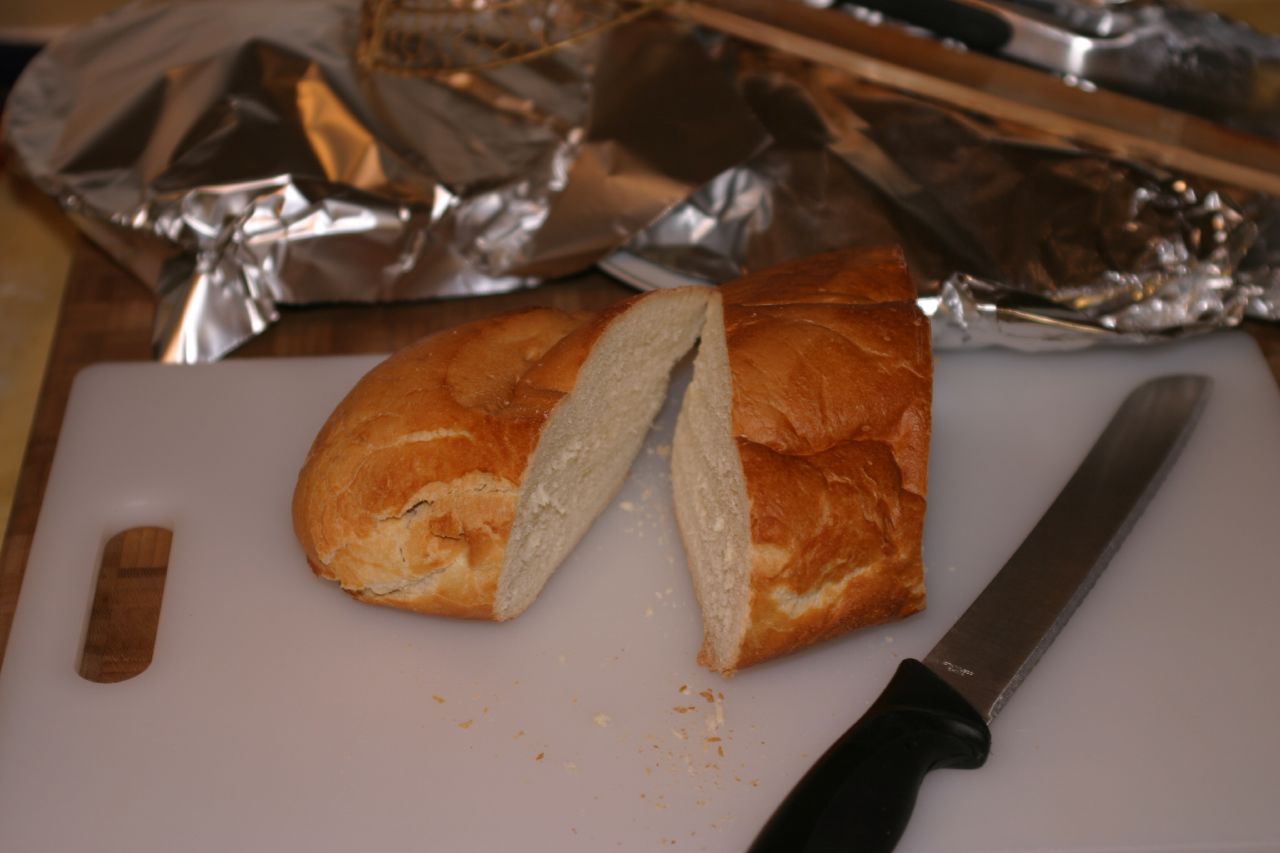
(1, 332), (1278, 852)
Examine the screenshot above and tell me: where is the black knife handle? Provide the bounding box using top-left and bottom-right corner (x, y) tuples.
(841, 0), (1014, 53)
(748, 659), (992, 853)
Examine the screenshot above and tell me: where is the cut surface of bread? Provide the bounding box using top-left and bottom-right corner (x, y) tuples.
(293, 286), (710, 620)
(673, 247), (932, 673)
(294, 247), (929, 672)
(497, 287), (710, 617)
(671, 292), (752, 670)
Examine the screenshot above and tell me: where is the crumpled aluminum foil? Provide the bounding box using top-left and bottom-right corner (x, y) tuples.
(842, 0), (1280, 142)
(616, 36), (1280, 348)
(3, 0), (766, 361)
(3, 0), (1277, 360)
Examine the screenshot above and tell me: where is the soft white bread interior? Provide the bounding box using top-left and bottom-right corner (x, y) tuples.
(293, 286), (710, 620)
(295, 247), (929, 668)
(672, 247), (932, 673)
(497, 287), (710, 617)
(670, 292), (752, 670)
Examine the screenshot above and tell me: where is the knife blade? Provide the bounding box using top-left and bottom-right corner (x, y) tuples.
(839, 0), (1280, 140)
(747, 373), (1212, 853)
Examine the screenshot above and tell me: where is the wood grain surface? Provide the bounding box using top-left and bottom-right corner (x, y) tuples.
(78, 526), (172, 684)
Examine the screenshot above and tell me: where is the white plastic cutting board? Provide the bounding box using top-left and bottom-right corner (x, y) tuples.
(2, 332), (1279, 852)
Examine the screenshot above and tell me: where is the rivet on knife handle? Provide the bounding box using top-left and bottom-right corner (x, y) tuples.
(748, 374), (1211, 852)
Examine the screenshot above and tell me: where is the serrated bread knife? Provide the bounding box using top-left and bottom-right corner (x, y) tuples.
(748, 373), (1212, 852)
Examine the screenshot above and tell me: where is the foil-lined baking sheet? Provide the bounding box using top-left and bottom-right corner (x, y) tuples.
(4, 0), (1277, 361)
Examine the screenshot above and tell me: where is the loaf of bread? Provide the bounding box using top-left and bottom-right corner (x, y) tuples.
(293, 248), (930, 671)
(293, 286), (710, 620)
(672, 247), (932, 673)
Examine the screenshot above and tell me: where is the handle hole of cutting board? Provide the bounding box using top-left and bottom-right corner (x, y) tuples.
(78, 526), (172, 684)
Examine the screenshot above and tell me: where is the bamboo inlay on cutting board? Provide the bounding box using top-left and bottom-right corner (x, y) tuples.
(78, 526), (171, 683)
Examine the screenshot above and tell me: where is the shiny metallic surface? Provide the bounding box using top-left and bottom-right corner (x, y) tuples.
(621, 37), (1279, 350)
(4, 1), (1278, 360)
(3, 0), (765, 362)
(922, 374), (1212, 723)
(843, 0), (1280, 141)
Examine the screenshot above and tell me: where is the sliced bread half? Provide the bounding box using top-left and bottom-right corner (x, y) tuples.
(293, 285), (710, 620)
(672, 248), (932, 673)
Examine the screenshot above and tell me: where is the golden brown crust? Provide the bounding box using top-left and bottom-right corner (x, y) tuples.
(721, 246), (916, 309)
(292, 300), (639, 619)
(718, 246), (931, 670)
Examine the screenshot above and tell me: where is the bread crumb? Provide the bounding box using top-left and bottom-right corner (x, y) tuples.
(432, 695), (446, 704)
(678, 685), (690, 695)
(458, 720), (473, 729)
(514, 730), (525, 739)
(672, 728), (688, 740)
(645, 607), (654, 617)
(699, 689), (716, 703)
(656, 444), (672, 458)
(705, 699), (725, 733)
(620, 501), (637, 512)
(564, 762), (578, 772)
(535, 752), (545, 761)
(673, 705), (697, 713)
(594, 713), (612, 727)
